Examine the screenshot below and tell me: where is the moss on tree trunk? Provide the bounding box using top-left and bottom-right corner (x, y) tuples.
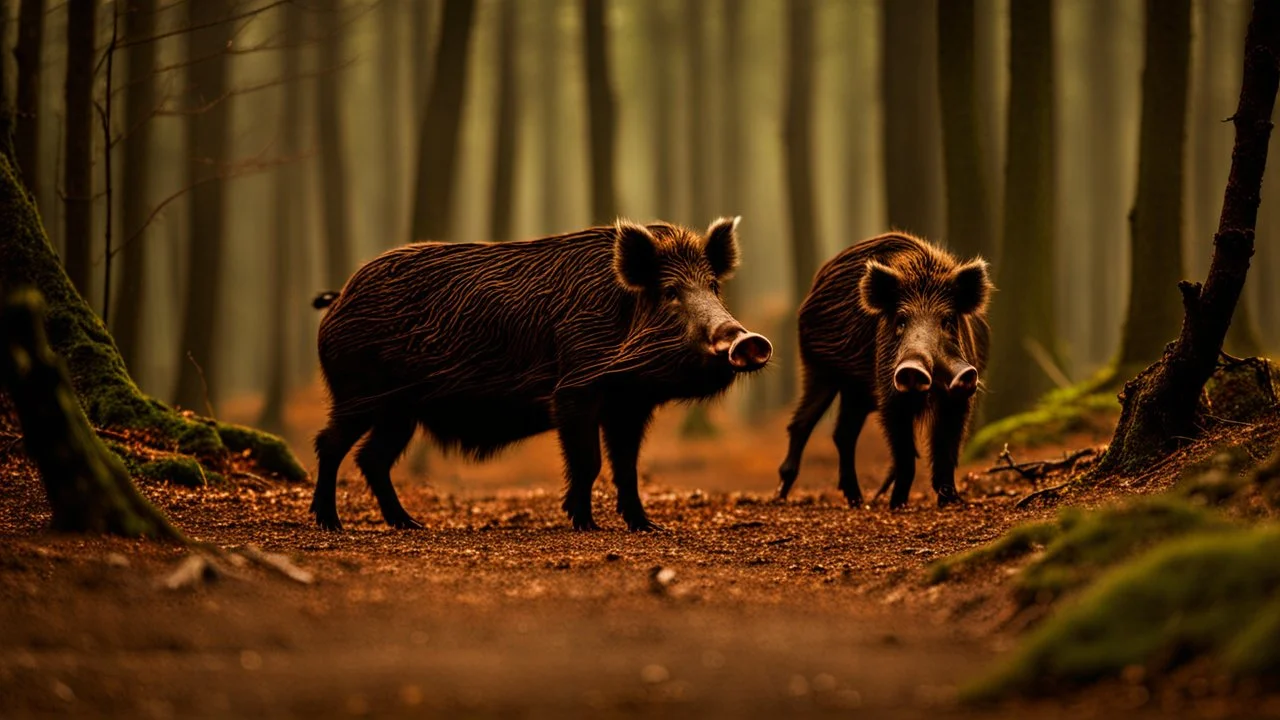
(1, 289), (183, 539)
(0, 141), (306, 482)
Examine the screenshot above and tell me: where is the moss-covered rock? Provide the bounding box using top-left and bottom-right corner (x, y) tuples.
(1202, 357), (1279, 426)
(136, 456), (225, 487)
(966, 527), (1280, 699)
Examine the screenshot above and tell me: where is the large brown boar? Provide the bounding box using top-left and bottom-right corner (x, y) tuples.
(776, 232), (991, 509)
(311, 218), (772, 531)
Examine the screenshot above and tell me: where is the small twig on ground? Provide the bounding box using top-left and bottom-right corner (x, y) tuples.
(1015, 480), (1075, 509)
(983, 445), (1099, 488)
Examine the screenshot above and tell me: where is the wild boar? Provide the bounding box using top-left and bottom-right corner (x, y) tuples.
(776, 232), (991, 509)
(312, 218), (772, 531)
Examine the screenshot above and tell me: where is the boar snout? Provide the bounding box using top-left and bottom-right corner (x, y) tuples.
(893, 357), (933, 393)
(947, 363), (978, 397)
(728, 332), (772, 371)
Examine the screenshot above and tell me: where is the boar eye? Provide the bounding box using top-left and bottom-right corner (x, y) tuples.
(710, 279), (721, 295)
(894, 314), (908, 334)
(663, 286), (681, 303)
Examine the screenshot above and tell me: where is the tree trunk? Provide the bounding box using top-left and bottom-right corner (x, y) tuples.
(683, 0), (708, 226)
(1084, 0), (1128, 368)
(63, 0), (95, 302)
(0, 0), (9, 156)
(1, 289), (183, 540)
(937, 0), (995, 259)
(174, 0), (232, 414)
(784, 0), (818, 405)
(114, 0), (157, 376)
(488, 0), (518, 241)
(983, 0), (1056, 422)
(14, 0), (43, 195)
(582, 0), (618, 224)
(409, 0), (477, 242)
(1116, 0), (1193, 372)
(260, 0), (305, 435)
(646, 0), (676, 220)
(881, 0), (945, 241)
(317, 0), (352, 288)
(413, 0), (440, 128)
(379, 0), (404, 248)
(721, 0), (744, 312)
(1098, 0), (1280, 475)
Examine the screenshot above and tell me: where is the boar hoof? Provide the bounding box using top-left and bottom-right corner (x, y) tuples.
(571, 516), (602, 531)
(842, 492), (866, 509)
(313, 512), (344, 532)
(627, 516), (665, 532)
(385, 512), (425, 530)
(935, 487), (964, 507)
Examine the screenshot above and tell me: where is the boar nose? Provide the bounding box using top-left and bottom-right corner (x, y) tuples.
(728, 333), (772, 371)
(893, 358), (932, 393)
(948, 365), (979, 397)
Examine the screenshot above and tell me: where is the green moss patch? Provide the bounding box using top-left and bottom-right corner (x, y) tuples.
(136, 456), (224, 488)
(216, 422), (308, 482)
(927, 521), (1059, 584)
(966, 527), (1280, 699)
(966, 392), (1119, 462)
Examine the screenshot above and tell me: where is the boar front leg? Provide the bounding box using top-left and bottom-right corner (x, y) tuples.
(555, 396), (603, 531)
(929, 396), (973, 507)
(602, 404), (659, 531)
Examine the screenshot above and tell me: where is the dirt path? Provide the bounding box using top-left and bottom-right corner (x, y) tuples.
(0, 399), (1207, 719)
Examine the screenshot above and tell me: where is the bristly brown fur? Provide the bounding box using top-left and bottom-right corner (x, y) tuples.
(778, 232), (992, 509)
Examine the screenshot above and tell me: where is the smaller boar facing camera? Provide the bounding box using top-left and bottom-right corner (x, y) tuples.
(777, 232), (992, 509)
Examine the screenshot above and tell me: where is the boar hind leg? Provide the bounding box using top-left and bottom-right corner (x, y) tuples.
(354, 418), (422, 529)
(776, 374), (838, 500)
(602, 405), (658, 531)
(312, 415), (373, 531)
(556, 413), (603, 531)
(833, 390), (873, 508)
(929, 397), (973, 507)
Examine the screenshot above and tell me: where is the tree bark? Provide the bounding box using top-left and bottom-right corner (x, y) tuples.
(1116, 0), (1192, 371)
(646, 0), (676, 220)
(260, 0), (305, 435)
(114, 0), (157, 376)
(937, 0), (995, 259)
(317, 0), (353, 288)
(409, 0), (477, 242)
(784, 0), (818, 405)
(684, 0), (708, 226)
(881, 0), (945, 241)
(1, 289), (183, 540)
(14, 0), (43, 195)
(1098, 0), (1280, 475)
(174, 0), (232, 414)
(0, 0), (9, 156)
(379, 0), (404, 248)
(983, 0), (1056, 422)
(582, 0), (618, 224)
(488, 0), (518, 241)
(63, 0), (96, 301)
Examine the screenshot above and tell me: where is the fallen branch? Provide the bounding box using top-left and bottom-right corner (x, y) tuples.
(983, 445), (1100, 487)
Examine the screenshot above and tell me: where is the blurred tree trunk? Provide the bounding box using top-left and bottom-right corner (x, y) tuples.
(983, 0), (1056, 422)
(174, 0), (232, 414)
(488, 0), (518, 241)
(63, 0), (95, 301)
(582, 0), (618, 224)
(317, 0), (352, 288)
(14, 0), (43, 195)
(1098, 0), (1279, 474)
(881, 0), (944, 241)
(783, 0), (817, 405)
(379, 0), (403, 247)
(937, 0), (995, 259)
(684, 0), (707, 227)
(1115, 0), (1191, 372)
(413, 0), (440, 126)
(1084, 0), (1126, 368)
(721, 0), (743, 311)
(646, 0), (675, 219)
(260, 1), (305, 435)
(974, 0), (1006, 239)
(0, 0), (9, 154)
(410, 0), (477, 242)
(114, 0), (157, 376)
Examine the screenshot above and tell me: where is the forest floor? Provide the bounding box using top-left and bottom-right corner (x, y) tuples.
(0, 387), (1273, 719)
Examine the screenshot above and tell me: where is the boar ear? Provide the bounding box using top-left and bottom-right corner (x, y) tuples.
(703, 216), (741, 279)
(950, 258), (993, 315)
(859, 260), (902, 315)
(613, 220), (661, 291)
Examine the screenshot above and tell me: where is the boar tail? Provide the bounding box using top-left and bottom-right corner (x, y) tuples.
(312, 291), (340, 310)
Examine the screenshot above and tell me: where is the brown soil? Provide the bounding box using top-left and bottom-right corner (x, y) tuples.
(0, 389), (1272, 719)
